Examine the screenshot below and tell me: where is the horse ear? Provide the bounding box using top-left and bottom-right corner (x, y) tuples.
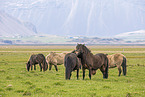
(26, 62), (29, 65)
(77, 43), (80, 45)
(27, 61), (30, 64)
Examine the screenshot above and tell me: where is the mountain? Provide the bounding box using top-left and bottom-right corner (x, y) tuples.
(68, 36), (125, 44)
(0, 11), (37, 37)
(0, 0), (145, 37)
(115, 30), (145, 41)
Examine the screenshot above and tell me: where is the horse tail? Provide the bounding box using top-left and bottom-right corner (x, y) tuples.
(104, 56), (109, 78)
(42, 55), (48, 71)
(44, 58), (48, 71)
(65, 56), (73, 80)
(122, 56), (127, 76)
(45, 55), (49, 64)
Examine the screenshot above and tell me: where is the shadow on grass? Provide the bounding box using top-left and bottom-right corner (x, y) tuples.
(23, 91), (31, 96)
(53, 82), (65, 86)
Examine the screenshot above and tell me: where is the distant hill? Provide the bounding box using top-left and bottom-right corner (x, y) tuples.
(0, 11), (37, 37)
(115, 30), (145, 41)
(67, 30), (145, 44)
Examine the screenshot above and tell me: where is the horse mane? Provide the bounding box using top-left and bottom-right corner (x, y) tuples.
(77, 44), (91, 54)
(50, 52), (57, 56)
(38, 54), (48, 71)
(71, 50), (76, 53)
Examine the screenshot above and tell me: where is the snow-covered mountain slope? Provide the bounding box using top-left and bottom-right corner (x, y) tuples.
(115, 30), (145, 41)
(0, 11), (37, 37)
(0, 0), (145, 37)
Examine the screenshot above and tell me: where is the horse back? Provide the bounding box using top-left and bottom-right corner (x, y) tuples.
(64, 53), (80, 70)
(54, 55), (64, 64)
(93, 53), (108, 69)
(29, 54), (45, 64)
(36, 54), (46, 62)
(107, 53), (126, 67)
(29, 54), (38, 64)
(47, 52), (65, 64)
(95, 53), (107, 64)
(113, 53), (125, 64)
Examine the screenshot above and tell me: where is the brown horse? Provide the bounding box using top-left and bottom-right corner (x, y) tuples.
(46, 52), (66, 71)
(64, 52), (82, 80)
(107, 53), (127, 76)
(75, 44), (108, 80)
(26, 54), (48, 72)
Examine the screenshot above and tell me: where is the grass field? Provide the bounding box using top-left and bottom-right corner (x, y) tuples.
(0, 45), (145, 97)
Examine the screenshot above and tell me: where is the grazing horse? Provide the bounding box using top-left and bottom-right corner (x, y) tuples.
(76, 44), (108, 80)
(107, 53), (127, 76)
(46, 52), (66, 71)
(64, 52), (82, 80)
(26, 54), (48, 72)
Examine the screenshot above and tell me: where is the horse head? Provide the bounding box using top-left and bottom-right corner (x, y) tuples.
(50, 52), (57, 56)
(26, 61), (30, 71)
(75, 44), (84, 57)
(92, 70), (96, 75)
(76, 44), (90, 58)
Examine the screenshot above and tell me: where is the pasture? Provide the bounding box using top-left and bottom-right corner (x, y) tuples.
(0, 45), (145, 97)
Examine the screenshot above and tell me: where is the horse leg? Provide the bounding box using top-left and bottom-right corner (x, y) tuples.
(42, 62), (45, 72)
(34, 65), (36, 70)
(79, 65), (81, 69)
(69, 73), (72, 80)
(39, 63), (42, 71)
(89, 68), (92, 80)
(82, 68), (85, 80)
(65, 67), (71, 80)
(54, 64), (58, 71)
(31, 64), (33, 71)
(77, 69), (79, 80)
(117, 65), (122, 76)
(49, 64), (52, 71)
(121, 57), (127, 76)
(100, 65), (107, 79)
(42, 62), (46, 72)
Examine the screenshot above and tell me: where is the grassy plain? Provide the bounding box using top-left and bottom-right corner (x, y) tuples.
(0, 45), (145, 97)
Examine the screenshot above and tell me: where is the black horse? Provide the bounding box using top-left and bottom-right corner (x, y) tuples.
(76, 44), (108, 80)
(64, 52), (81, 80)
(26, 54), (48, 72)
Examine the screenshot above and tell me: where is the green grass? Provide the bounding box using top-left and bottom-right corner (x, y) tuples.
(0, 46), (145, 97)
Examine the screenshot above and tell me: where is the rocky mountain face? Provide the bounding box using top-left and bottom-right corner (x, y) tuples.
(0, 11), (37, 44)
(0, 0), (145, 37)
(0, 11), (37, 37)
